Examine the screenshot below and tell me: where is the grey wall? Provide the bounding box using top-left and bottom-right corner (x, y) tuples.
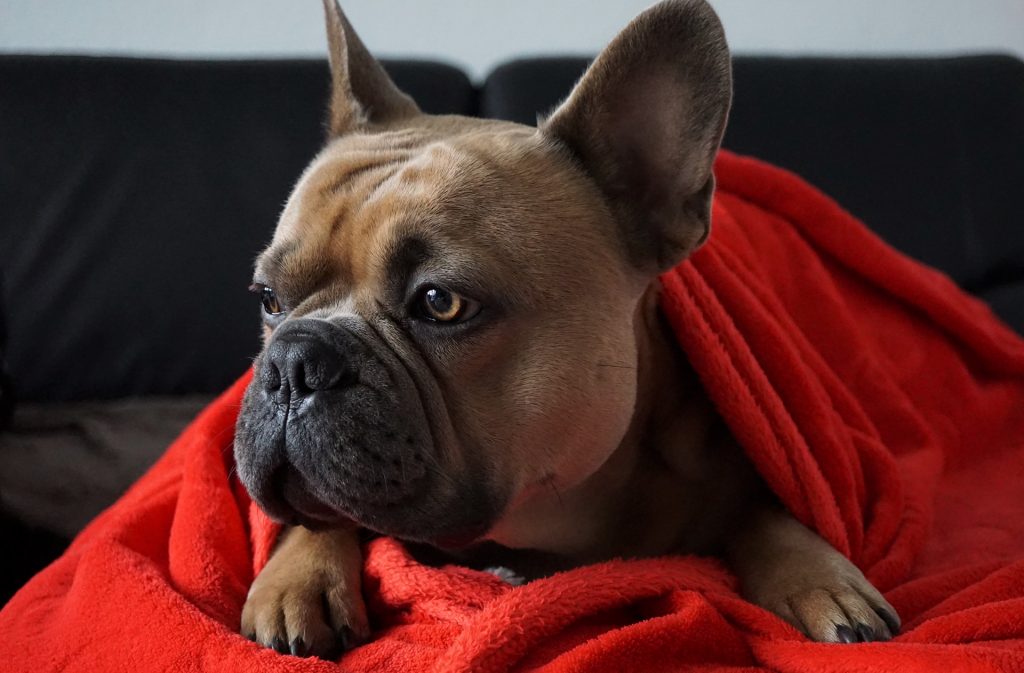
(2, 0), (1023, 80)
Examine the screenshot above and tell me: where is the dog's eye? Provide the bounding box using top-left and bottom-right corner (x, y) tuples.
(421, 287), (463, 321)
(414, 285), (478, 323)
(248, 283), (284, 316)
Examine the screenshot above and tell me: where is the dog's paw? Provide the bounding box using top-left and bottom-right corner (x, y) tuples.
(240, 527), (369, 659)
(733, 510), (901, 644)
(241, 567), (369, 658)
(753, 559), (900, 643)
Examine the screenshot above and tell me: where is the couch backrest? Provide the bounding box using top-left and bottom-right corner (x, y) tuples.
(482, 56), (1024, 306)
(0, 57), (474, 402)
(1, 54), (1021, 402)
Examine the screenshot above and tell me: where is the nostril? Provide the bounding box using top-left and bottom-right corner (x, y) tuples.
(260, 358), (283, 392)
(303, 359), (326, 391)
(304, 355), (352, 391)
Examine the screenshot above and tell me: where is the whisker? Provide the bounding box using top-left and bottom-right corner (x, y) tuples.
(378, 463), (391, 502)
(596, 362), (636, 370)
(416, 450), (459, 490)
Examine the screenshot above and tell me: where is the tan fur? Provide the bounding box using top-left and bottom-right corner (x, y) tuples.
(241, 524), (368, 656)
(256, 118), (648, 514)
(236, 0), (900, 658)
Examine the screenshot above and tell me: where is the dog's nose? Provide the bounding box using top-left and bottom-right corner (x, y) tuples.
(260, 320), (354, 401)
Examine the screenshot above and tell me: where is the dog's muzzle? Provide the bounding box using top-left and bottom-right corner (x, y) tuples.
(234, 318), (431, 529)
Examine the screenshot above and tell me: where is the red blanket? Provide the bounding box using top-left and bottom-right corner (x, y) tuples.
(4, 150), (1024, 672)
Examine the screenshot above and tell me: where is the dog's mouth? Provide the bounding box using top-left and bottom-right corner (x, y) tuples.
(233, 316), (505, 547)
(236, 407), (502, 545)
(255, 458), (496, 547)
(269, 464), (353, 529)
(246, 439), (500, 546)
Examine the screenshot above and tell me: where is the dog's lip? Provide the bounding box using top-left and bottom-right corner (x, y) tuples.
(431, 532), (482, 550)
(286, 494), (344, 523)
(287, 510), (352, 531)
(423, 521), (492, 551)
(277, 496), (355, 531)
(325, 500), (492, 549)
(268, 464), (354, 528)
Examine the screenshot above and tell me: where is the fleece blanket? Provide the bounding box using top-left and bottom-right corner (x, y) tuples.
(3, 150), (1024, 672)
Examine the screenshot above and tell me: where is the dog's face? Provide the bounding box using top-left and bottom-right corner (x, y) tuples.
(236, 118), (648, 545)
(234, 0), (731, 548)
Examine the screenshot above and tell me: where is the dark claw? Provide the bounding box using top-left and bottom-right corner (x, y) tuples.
(312, 626), (356, 662)
(271, 636), (290, 654)
(855, 623), (876, 642)
(338, 625), (354, 651)
(289, 638), (310, 657)
(876, 608), (901, 635)
(835, 624), (857, 643)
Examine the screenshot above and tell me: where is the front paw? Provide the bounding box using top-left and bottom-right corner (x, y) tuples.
(745, 546), (901, 644)
(763, 571), (901, 643)
(240, 526), (370, 659)
(732, 511), (900, 643)
(241, 567), (369, 658)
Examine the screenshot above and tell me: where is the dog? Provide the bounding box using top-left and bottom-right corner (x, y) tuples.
(233, 0), (901, 658)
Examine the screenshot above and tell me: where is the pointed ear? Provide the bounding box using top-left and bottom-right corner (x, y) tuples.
(542, 0), (732, 272)
(322, 0), (420, 134)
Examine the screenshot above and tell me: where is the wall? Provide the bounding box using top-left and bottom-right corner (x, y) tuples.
(2, 0), (1022, 80)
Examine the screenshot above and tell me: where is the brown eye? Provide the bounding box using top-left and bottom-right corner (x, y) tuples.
(249, 283), (284, 316)
(414, 285), (483, 324)
(421, 287), (463, 322)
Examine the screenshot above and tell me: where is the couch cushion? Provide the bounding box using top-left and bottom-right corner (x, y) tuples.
(0, 56), (476, 402)
(481, 56), (1024, 333)
(0, 395), (211, 537)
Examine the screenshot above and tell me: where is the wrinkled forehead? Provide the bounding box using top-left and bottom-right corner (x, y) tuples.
(272, 129), (451, 242)
(255, 121), (616, 306)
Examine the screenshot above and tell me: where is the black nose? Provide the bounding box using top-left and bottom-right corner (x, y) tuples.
(260, 319), (353, 401)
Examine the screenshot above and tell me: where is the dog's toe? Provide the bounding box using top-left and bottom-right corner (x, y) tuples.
(834, 623), (856, 643)
(875, 606), (902, 635)
(785, 584), (897, 643)
(241, 579), (368, 659)
(288, 637), (310, 657)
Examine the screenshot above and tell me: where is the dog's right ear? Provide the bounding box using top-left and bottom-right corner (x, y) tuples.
(322, 0), (420, 135)
(542, 0), (732, 273)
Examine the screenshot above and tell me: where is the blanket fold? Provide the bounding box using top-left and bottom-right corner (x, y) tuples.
(3, 150), (1023, 672)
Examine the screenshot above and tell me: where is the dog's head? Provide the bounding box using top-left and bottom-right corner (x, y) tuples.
(234, 0), (731, 548)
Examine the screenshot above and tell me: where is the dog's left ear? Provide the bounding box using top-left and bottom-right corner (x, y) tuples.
(322, 0), (420, 135)
(542, 0), (732, 272)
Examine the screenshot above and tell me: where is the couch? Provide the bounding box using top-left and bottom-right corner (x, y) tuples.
(1, 53), (1022, 604)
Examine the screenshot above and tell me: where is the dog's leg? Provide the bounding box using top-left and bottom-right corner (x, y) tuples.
(241, 523), (369, 658)
(727, 507), (900, 643)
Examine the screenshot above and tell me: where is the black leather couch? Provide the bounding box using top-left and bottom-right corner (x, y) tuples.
(2, 54), (1022, 603)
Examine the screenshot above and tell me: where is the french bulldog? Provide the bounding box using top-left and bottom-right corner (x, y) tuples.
(234, 0), (901, 659)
